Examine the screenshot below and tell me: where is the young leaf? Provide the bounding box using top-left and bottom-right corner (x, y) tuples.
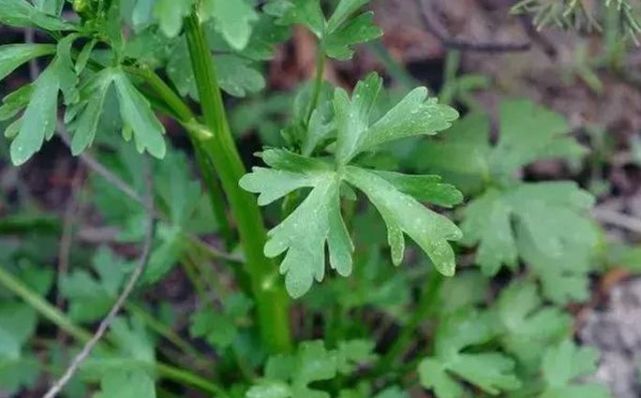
(338, 386), (409, 398)
(0, 0), (74, 30)
(333, 73), (383, 164)
(167, 39), (266, 98)
(82, 316), (156, 377)
(33, 0), (64, 15)
(94, 370), (156, 398)
(436, 271), (489, 315)
(323, 0), (383, 60)
(216, 54), (266, 97)
(267, 0), (325, 37)
(461, 182), (597, 285)
(248, 340), (376, 398)
(490, 100), (585, 176)
(417, 101), (585, 190)
(0, 302), (37, 359)
(248, 341), (337, 398)
(201, 0), (259, 50)
(153, 0), (194, 38)
(493, 281), (571, 370)
(112, 70), (167, 158)
(267, 0), (382, 60)
(68, 69), (114, 154)
(345, 167), (461, 274)
(9, 35), (78, 165)
(418, 310), (521, 398)
(154, 151), (203, 226)
(411, 112), (491, 194)
(374, 387), (410, 398)
(516, 204), (600, 305)
(0, 84), (33, 122)
(459, 188), (517, 275)
(335, 339), (377, 374)
(189, 293), (252, 350)
(326, 0), (369, 32)
(60, 247), (127, 323)
(371, 171), (463, 208)
(324, 11), (381, 60)
(539, 340), (610, 398)
(303, 241), (411, 317)
(0, 355), (39, 395)
(0, 302), (39, 394)
(417, 101), (598, 301)
(235, 14), (291, 61)
(361, 88), (458, 151)
(0, 44), (55, 81)
(334, 73), (458, 165)
(10, 64), (60, 165)
(241, 74), (461, 297)
(243, 156), (350, 297)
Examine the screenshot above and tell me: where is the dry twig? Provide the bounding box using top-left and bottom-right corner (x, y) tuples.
(57, 126), (146, 208)
(43, 160), (156, 398)
(56, 166), (85, 321)
(56, 124), (242, 263)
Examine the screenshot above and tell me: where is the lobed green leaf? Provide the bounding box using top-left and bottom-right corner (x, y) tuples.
(0, 44), (55, 81)
(0, 0), (74, 30)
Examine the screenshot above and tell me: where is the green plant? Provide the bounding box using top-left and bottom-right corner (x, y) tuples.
(0, 0), (619, 397)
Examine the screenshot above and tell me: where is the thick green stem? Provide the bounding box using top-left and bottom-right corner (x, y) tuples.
(184, 13), (293, 353)
(0, 265), (224, 394)
(193, 145), (235, 248)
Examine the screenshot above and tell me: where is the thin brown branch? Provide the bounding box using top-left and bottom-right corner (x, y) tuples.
(56, 125), (146, 208)
(56, 123), (241, 263)
(43, 159), (156, 398)
(415, 0), (532, 53)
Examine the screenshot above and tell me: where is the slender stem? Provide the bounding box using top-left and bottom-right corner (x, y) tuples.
(124, 66), (195, 122)
(182, 256), (209, 300)
(125, 302), (206, 362)
(184, 12), (293, 353)
(366, 40), (417, 90)
(124, 66), (235, 246)
(186, 244), (229, 298)
(156, 363), (230, 397)
(305, 46), (326, 125)
(185, 233), (244, 263)
(0, 266), (91, 342)
(0, 265), (225, 395)
(183, 248), (256, 383)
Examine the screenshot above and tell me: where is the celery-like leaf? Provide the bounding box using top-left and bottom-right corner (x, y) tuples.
(241, 73), (461, 297)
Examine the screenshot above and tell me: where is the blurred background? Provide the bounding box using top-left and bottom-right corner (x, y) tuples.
(2, 0), (641, 397)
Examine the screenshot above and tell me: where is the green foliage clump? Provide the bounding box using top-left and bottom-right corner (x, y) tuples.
(416, 101), (601, 304)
